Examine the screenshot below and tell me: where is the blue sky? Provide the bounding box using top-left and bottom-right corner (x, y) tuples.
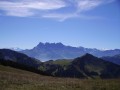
(0, 0), (120, 49)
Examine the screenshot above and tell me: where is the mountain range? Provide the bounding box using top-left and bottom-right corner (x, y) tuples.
(0, 49), (120, 79)
(102, 54), (120, 65)
(21, 42), (120, 61)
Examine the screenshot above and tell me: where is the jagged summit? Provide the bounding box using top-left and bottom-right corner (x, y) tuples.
(35, 42), (64, 49)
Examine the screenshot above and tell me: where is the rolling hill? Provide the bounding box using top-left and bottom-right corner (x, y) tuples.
(0, 49), (120, 79)
(0, 49), (41, 68)
(39, 53), (120, 79)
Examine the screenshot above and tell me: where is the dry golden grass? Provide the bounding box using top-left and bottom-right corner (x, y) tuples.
(0, 65), (120, 90)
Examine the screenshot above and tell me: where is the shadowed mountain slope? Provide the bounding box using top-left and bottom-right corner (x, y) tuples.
(102, 54), (120, 65)
(0, 49), (120, 79)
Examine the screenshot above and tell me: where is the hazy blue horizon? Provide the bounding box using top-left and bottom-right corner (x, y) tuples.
(0, 0), (120, 49)
(0, 42), (120, 50)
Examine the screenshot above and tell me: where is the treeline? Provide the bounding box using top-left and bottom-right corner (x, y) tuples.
(0, 59), (50, 76)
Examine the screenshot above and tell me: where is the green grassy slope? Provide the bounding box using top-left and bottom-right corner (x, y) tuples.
(0, 64), (120, 90)
(52, 59), (72, 66)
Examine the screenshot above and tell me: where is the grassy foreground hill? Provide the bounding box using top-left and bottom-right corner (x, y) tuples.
(0, 64), (120, 90)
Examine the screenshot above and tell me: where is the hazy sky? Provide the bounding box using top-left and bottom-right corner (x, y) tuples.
(0, 0), (120, 49)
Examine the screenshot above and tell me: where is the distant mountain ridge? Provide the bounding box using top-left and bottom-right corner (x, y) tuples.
(21, 42), (120, 61)
(102, 54), (120, 65)
(8, 47), (23, 51)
